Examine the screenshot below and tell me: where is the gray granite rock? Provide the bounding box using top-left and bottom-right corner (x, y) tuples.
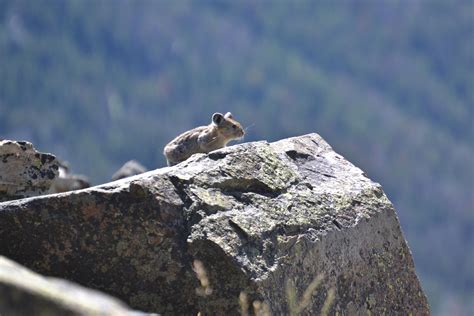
(0, 140), (58, 201)
(0, 134), (429, 315)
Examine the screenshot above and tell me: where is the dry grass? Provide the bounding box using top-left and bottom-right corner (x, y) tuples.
(193, 260), (213, 296)
(194, 260), (335, 315)
(285, 273), (335, 316)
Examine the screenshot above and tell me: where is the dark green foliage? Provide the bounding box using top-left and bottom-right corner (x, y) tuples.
(0, 0), (472, 314)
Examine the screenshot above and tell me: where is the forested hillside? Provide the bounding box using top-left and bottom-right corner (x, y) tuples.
(0, 0), (472, 314)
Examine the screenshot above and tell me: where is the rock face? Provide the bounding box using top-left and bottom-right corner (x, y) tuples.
(0, 134), (429, 315)
(0, 256), (151, 316)
(0, 140), (59, 202)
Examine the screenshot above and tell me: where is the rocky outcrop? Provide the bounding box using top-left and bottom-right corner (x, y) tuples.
(0, 134), (429, 315)
(112, 160), (148, 181)
(0, 256), (151, 316)
(0, 140), (58, 202)
(49, 160), (90, 193)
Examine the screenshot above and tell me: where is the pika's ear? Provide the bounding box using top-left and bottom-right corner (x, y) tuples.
(212, 113), (224, 125)
(224, 112), (233, 119)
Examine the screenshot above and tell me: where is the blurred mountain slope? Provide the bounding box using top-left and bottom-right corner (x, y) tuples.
(0, 0), (472, 314)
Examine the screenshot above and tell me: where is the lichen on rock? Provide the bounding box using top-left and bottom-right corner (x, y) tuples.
(0, 140), (59, 201)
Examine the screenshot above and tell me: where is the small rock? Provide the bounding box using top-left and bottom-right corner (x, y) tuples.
(111, 160), (148, 181)
(49, 160), (90, 193)
(0, 140), (58, 201)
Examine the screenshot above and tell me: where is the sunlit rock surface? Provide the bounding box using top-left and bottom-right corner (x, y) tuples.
(0, 140), (58, 201)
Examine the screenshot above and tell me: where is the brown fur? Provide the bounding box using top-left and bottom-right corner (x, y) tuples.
(163, 112), (244, 166)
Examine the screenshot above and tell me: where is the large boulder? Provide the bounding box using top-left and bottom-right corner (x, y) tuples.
(0, 256), (151, 316)
(0, 134), (429, 315)
(0, 140), (58, 201)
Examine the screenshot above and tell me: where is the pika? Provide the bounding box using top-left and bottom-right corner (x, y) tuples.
(163, 112), (245, 166)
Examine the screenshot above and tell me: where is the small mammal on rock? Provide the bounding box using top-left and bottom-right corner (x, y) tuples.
(163, 112), (245, 166)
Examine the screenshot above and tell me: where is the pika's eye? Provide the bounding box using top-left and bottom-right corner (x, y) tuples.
(232, 124), (237, 129)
